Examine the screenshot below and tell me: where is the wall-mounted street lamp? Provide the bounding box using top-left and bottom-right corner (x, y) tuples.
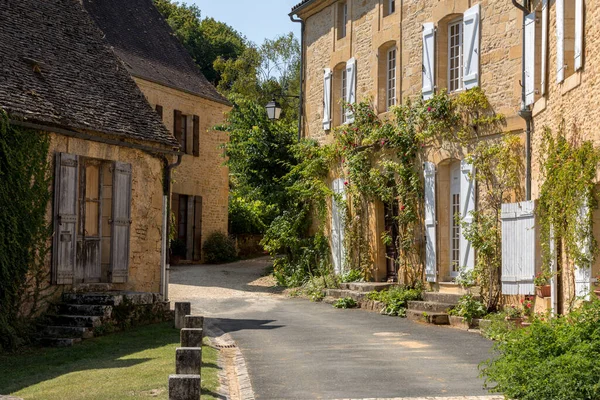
(265, 98), (282, 121)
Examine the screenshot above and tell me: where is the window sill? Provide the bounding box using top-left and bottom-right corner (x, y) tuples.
(377, 110), (395, 120)
(561, 71), (582, 95)
(532, 97), (547, 117)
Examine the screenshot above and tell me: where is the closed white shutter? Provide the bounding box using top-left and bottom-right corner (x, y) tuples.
(460, 160), (475, 271)
(556, 0), (565, 83)
(331, 178), (346, 274)
(574, 0), (583, 71)
(424, 162), (437, 282)
(422, 23), (435, 100)
(345, 58), (357, 123)
(524, 12), (536, 106)
(549, 225), (558, 312)
(501, 201), (536, 295)
(575, 202), (592, 299)
(462, 4), (480, 89)
(541, 0), (548, 95)
(323, 68), (332, 130)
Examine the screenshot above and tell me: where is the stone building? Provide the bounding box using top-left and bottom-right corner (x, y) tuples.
(84, 0), (231, 264)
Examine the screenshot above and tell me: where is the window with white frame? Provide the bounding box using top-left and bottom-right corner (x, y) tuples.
(338, 2), (348, 39)
(448, 19), (463, 92)
(387, 48), (397, 110)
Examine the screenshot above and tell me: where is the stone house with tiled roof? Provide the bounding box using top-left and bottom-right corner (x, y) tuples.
(0, 0), (179, 294)
(84, 0), (231, 264)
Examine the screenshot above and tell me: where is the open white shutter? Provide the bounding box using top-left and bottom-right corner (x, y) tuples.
(574, 0), (583, 71)
(422, 23), (435, 100)
(575, 201), (592, 299)
(541, 0), (548, 95)
(460, 160), (475, 271)
(463, 4), (480, 89)
(345, 58), (356, 123)
(424, 162), (437, 282)
(556, 0), (565, 82)
(549, 225), (558, 313)
(501, 201), (536, 295)
(331, 178), (346, 274)
(323, 68), (332, 130)
(524, 12), (536, 106)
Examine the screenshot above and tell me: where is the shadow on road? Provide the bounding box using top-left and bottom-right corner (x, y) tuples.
(207, 317), (284, 334)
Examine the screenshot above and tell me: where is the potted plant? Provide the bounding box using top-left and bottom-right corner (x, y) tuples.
(534, 270), (552, 298)
(504, 305), (524, 326)
(519, 297), (534, 327)
(170, 238), (187, 265)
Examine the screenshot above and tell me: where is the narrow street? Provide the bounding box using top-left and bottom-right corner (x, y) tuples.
(169, 258), (500, 400)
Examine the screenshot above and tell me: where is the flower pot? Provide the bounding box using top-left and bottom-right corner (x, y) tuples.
(536, 285), (551, 298)
(505, 316), (523, 327)
(594, 289), (600, 298)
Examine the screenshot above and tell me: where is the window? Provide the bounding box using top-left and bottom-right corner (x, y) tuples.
(172, 193), (203, 261)
(180, 114), (187, 151)
(173, 110), (200, 156)
(387, 48), (397, 110)
(556, 0), (583, 83)
(448, 19), (463, 92)
(384, 0), (395, 17)
(155, 104), (163, 120)
(338, 2), (348, 39)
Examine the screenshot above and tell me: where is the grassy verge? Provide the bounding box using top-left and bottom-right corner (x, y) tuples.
(0, 322), (220, 400)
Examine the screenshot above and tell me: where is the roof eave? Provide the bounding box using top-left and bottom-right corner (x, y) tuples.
(290, 0), (319, 16)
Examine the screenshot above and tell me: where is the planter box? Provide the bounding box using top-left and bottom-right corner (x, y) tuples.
(536, 285), (551, 298)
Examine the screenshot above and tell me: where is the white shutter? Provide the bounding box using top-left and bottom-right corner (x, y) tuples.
(323, 68), (332, 130)
(501, 201), (536, 295)
(424, 162), (437, 282)
(556, 0), (565, 83)
(460, 160), (475, 271)
(524, 12), (536, 106)
(331, 178), (346, 274)
(575, 201), (592, 299)
(574, 0), (583, 71)
(345, 58), (356, 123)
(462, 4), (480, 89)
(422, 23), (435, 100)
(541, 0), (548, 95)
(549, 225), (558, 313)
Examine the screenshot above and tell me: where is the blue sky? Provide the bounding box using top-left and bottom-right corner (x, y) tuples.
(192, 0), (302, 45)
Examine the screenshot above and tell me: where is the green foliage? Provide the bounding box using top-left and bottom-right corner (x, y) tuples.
(169, 238), (187, 258)
(228, 194), (275, 234)
(480, 311), (519, 341)
(333, 297), (357, 309)
(448, 294), (487, 322)
(481, 300), (600, 400)
(288, 274), (338, 302)
(366, 286), (422, 317)
(340, 269), (364, 283)
(202, 232), (238, 264)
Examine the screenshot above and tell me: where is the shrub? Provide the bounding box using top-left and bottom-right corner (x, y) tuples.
(170, 239), (187, 258)
(448, 294), (487, 322)
(481, 300), (600, 400)
(480, 311), (518, 341)
(333, 297), (357, 309)
(366, 285), (422, 317)
(340, 269), (363, 283)
(202, 232), (238, 264)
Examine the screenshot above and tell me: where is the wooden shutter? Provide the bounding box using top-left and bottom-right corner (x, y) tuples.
(574, 0), (583, 71)
(345, 58), (356, 123)
(192, 115), (200, 157)
(331, 178), (346, 274)
(575, 201), (592, 298)
(110, 161), (132, 283)
(323, 68), (332, 130)
(462, 4), (480, 89)
(501, 201), (536, 295)
(524, 12), (536, 106)
(541, 0), (548, 95)
(556, 0), (565, 82)
(422, 23), (435, 100)
(174, 109), (182, 145)
(459, 160), (475, 271)
(186, 195), (194, 260)
(193, 196), (203, 261)
(53, 153), (79, 285)
(156, 105), (163, 120)
(424, 162), (437, 282)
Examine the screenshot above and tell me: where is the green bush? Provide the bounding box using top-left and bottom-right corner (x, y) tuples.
(340, 269), (363, 283)
(448, 294), (487, 322)
(202, 232), (238, 264)
(481, 300), (600, 400)
(480, 311), (518, 341)
(366, 285), (422, 317)
(169, 238), (187, 258)
(333, 297), (357, 309)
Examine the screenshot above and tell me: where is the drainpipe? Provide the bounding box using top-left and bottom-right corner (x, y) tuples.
(161, 154), (183, 301)
(512, 0), (533, 201)
(290, 13), (305, 142)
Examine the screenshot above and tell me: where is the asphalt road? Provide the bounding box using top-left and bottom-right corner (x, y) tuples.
(169, 258), (498, 400)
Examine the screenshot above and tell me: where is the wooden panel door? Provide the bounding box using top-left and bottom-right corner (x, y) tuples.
(76, 160), (102, 283)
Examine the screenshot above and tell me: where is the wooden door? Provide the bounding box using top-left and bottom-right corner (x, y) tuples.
(384, 199), (399, 282)
(76, 160), (102, 283)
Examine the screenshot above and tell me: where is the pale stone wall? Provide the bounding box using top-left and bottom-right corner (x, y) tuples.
(134, 78), (231, 261)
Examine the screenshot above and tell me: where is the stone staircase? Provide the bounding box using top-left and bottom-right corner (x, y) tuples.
(406, 292), (465, 325)
(323, 282), (395, 312)
(39, 291), (170, 347)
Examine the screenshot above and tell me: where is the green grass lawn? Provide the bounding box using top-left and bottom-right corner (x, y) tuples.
(0, 322), (221, 400)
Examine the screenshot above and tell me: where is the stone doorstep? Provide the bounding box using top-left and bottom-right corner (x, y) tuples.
(406, 309), (450, 325)
(407, 300), (456, 313)
(49, 315), (103, 328)
(42, 325), (94, 339)
(58, 304), (113, 318)
(448, 315), (483, 331)
(339, 282), (397, 292)
(62, 291), (161, 306)
(422, 292), (466, 304)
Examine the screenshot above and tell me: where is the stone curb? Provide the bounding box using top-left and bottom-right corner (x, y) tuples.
(204, 321), (255, 400)
(332, 397), (504, 400)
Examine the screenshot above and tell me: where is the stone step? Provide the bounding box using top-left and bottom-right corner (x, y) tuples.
(406, 310), (449, 325)
(58, 304), (113, 317)
(324, 289), (367, 302)
(49, 315), (103, 328)
(62, 292), (124, 306)
(407, 301), (456, 313)
(40, 337), (82, 347)
(42, 325), (94, 339)
(339, 282), (396, 292)
(422, 292), (465, 304)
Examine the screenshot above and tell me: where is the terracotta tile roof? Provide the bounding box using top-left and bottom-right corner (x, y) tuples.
(83, 0), (230, 106)
(0, 0), (178, 147)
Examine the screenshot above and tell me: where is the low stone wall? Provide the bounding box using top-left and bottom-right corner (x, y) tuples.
(234, 234), (264, 257)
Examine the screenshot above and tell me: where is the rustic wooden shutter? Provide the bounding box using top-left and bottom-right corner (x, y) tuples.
(462, 4), (480, 89)
(459, 160), (475, 271)
(541, 0), (548, 95)
(501, 201), (536, 295)
(424, 162), (437, 282)
(174, 109), (182, 146)
(53, 153), (79, 285)
(331, 178), (346, 274)
(575, 201), (592, 298)
(345, 58), (356, 123)
(422, 22), (435, 100)
(186, 195), (194, 260)
(556, 0), (565, 82)
(574, 0), (583, 71)
(193, 196), (203, 261)
(193, 115), (200, 157)
(155, 105), (163, 120)
(323, 68), (332, 130)
(110, 161), (132, 283)
(524, 12), (536, 106)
